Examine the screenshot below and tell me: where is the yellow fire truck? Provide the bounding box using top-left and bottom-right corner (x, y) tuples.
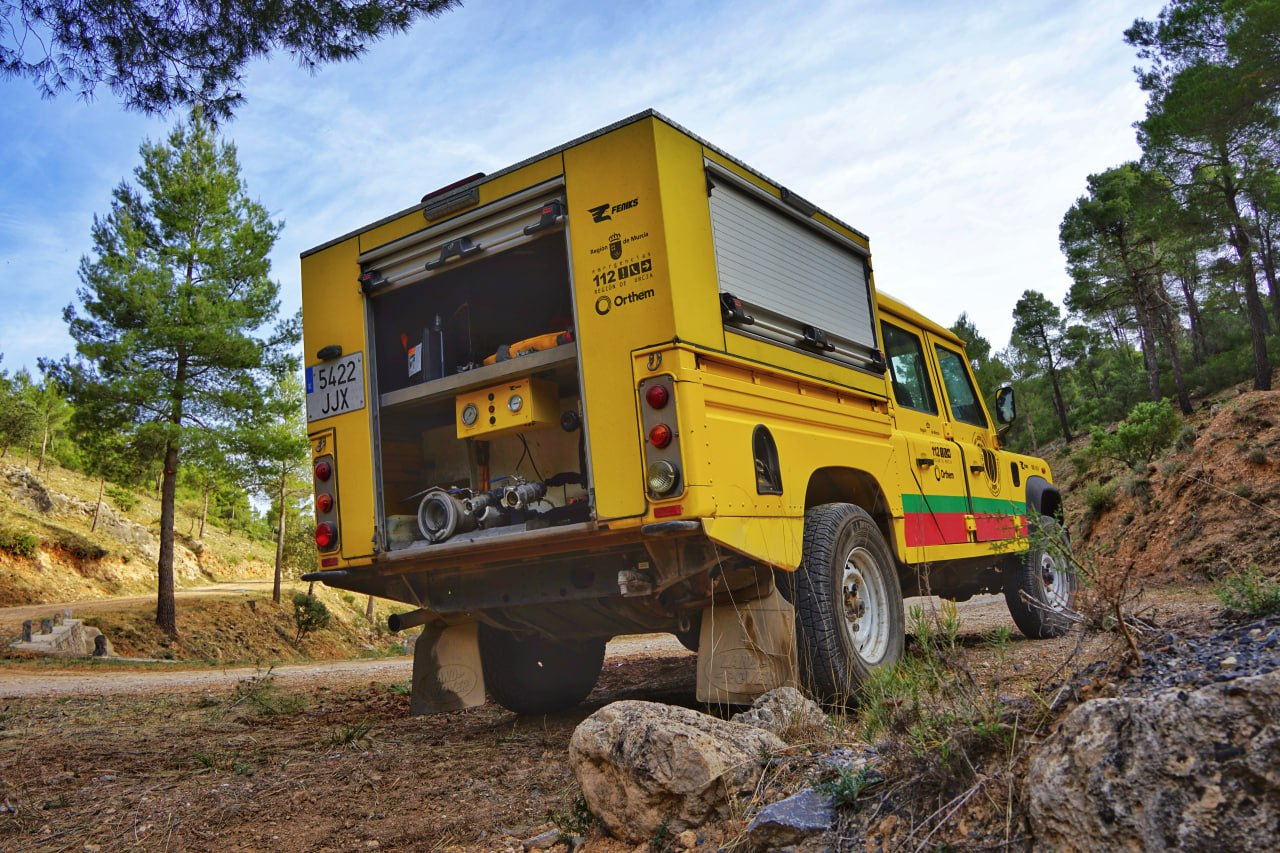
(300, 111), (1075, 715)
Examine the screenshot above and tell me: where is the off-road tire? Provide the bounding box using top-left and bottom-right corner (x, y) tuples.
(477, 625), (605, 715)
(1004, 514), (1077, 639)
(794, 503), (905, 704)
(674, 612), (702, 653)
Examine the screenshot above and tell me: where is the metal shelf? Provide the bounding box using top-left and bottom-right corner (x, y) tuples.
(379, 344), (578, 411)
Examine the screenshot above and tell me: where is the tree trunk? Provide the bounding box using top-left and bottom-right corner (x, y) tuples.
(365, 595), (375, 621)
(1221, 154), (1272, 391)
(1179, 272), (1207, 365)
(91, 478), (105, 533)
(273, 471), (286, 605)
(199, 487), (209, 539)
(38, 424), (48, 474)
(1159, 305), (1192, 415)
(1133, 298), (1163, 402)
(157, 439), (179, 637)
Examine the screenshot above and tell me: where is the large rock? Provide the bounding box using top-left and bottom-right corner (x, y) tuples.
(569, 700), (785, 843)
(1028, 670), (1280, 851)
(730, 687), (829, 742)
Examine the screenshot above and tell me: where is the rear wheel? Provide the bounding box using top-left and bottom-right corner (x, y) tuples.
(1004, 514), (1077, 639)
(793, 503), (905, 704)
(477, 625), (605, 715)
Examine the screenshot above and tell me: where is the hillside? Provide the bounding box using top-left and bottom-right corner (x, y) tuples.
(1043, 388), (1280, 581)
(0, 459), (409, 662)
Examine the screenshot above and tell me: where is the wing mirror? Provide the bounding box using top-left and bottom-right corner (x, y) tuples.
(995, 386), (1016, 425)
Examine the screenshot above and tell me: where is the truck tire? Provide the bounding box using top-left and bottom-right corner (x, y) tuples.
(1004, 514), (1077, 639)
(794, 503), (905, 704)
(477, 625), (605, 715)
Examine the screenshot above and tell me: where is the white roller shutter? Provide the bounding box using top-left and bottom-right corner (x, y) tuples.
(707, 166), (877, 363)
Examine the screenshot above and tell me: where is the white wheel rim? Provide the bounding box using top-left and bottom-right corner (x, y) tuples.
(841, 546), (890, 663)
(1039, 545), (1072, 610)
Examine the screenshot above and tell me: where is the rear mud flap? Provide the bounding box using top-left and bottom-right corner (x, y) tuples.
(695, 588), (797, 705)
(410, 621), (487, 715)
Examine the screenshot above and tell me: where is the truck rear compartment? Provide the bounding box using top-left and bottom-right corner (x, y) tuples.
(367, 229), (594, 553)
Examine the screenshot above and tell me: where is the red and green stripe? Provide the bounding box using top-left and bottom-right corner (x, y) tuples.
(902, 494), (1027, 547)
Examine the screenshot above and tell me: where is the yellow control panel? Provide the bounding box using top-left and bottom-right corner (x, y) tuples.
(456, 377), (560, 439)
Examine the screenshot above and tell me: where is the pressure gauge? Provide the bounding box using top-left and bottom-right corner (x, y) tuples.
(508, 393), (524, 413)
(461, 403), (479, 426)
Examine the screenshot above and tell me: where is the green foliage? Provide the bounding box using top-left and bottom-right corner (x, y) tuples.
(49, 528), (107, 561)
(328, 719), (375, 747)
(547, 794), (597, 837)
(292, 592), (331, 642)
(0, 527), (39, 558)
(105, 484), (140, 513)
(813, 764), (884, 810)
(1088, 400), (1183, 469)
(1, 0), (463, 119)
(46, 111), (300, 635)
(1214, 565), (1280, 617)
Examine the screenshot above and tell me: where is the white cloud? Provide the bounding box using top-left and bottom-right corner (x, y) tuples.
(0, 0), (1165, 372)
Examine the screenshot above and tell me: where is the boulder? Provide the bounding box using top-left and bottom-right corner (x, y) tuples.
(1028, 670), (1280, 851)
(743, 788), (836, 851)
(730, 687), (829, 742)
(568, 700), (785, 843)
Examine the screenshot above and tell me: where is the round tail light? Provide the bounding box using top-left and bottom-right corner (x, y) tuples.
(648, 423), (673, 448)
(315, 522), (337, 550)
(644, 384), (670, 409)
(316, 493), (334, 513)
(314, 460), (333, 482)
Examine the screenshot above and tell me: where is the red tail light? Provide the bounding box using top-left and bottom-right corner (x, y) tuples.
(316, 493), (334, 513)
(314, 460), (332, 482)
(315, 522), (337, 550)
(648, 423), (672, 448)
(645, 385), (670, 409)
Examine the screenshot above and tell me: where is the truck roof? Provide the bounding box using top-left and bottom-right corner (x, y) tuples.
(302, 109), (869, 258)
(877, 290), (965, 347)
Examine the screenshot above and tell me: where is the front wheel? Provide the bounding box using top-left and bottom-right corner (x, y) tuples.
(1004, 514), (1078, 639)
(477, 625), (605, 715)
(793, 503), (905, 704)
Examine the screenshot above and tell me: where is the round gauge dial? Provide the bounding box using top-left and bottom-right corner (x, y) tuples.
(461, 403), (479, 426)
(508, 394), (524, 413)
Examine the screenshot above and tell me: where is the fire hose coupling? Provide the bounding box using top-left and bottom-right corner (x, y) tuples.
(503, 480), (546, 509)
(417, 489), (477, 543)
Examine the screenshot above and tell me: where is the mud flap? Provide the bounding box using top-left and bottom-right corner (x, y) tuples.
(410, 621), (487, 715)
(695, 587), (798, 705)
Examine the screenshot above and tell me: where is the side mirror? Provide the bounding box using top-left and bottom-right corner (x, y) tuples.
(995, 386), (1016, 425)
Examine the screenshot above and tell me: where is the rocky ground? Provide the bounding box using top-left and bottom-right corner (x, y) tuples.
(1, 587), (1252, 852)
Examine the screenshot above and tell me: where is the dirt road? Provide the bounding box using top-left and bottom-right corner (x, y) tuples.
(0, 581), (276, 633)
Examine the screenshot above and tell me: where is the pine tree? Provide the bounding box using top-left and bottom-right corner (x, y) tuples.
(1, 0), (462, 118)
(47, 111), (298, 636)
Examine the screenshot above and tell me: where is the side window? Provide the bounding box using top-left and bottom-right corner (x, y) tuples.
(935, 345), (989, 428)
(881, 322), (938, 414)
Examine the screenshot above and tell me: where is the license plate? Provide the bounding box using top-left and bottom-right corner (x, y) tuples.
(306, 353), (365, 422)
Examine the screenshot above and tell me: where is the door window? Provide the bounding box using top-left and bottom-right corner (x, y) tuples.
(935, 345), (988, 428)
(881, 322), (937, 414)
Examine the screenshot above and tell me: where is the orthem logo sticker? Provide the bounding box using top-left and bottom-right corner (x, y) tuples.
(595, 296), (612, 316)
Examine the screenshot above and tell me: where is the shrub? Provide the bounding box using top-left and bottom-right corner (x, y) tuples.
(0, 527), (39, 557)
(1214, 565), (1280, 617)
(105, 484), (140, 513)
(1174, 425), (1197, 453)
(1088, 400), (1183, 470)
(292, 592), (330, 642)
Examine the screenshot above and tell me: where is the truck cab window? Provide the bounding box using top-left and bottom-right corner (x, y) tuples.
(881, 322), (938, 414)
(935, 345), (988, 428)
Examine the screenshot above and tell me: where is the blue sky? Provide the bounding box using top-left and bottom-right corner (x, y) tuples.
(0, 0), (1163, 376)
